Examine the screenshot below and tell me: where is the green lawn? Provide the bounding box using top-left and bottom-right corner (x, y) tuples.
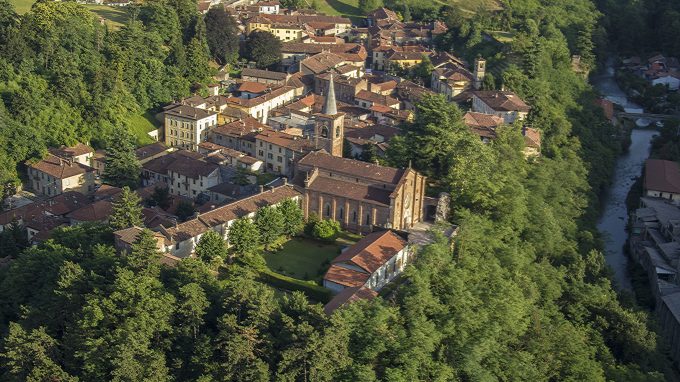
(10, 0), (129, 30)
(84, 5), (129, 30)
(306, 0), (363, 23)
(10, 0), (33, 14)
(263, 236), (356, 281)
(127, 112), (159, 146)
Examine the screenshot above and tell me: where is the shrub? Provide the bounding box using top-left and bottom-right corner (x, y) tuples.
(258, 269), (331, 303)
(308, 219), (341, 243)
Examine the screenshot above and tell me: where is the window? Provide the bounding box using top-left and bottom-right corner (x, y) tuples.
(268, 153), (273, 159)
(277, 156), (282, 163)
(339, 207), (344, 219)
(269, 144), (272, 149)
(278, 147), (282, 153)
(352, 211), (357, 222)
(259, 150), (264, 156)
(325, 203), (331, 217)
(366, 213), (371, 225)
(175, 242), (180, 250)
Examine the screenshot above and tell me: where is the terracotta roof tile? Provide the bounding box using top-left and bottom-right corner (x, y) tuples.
(323, 285), (377, 314)
(645, 159), (680, 194)
(473, 91), (530, 112)
(28, 153), (94, 179)
(324, 264), (369, 287)
(332, 230), (407, 273)
(297, 150), (404, 184)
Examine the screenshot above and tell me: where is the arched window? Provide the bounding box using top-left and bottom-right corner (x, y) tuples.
(352, 211), (357, 223)
(339, 207), (344, 219)
(321, 125), (329, 138)
(335, 126), (341, 138)
(365, 213), (371, 225)
(325, 203), (331, 217)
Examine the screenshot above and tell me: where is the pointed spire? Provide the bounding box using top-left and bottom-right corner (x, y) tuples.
(322, 73), (338, 115)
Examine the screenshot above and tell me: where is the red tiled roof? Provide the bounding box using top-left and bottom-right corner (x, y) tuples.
(241, 68), (289, 81)
(49, 143), (94, 158)
(324, 264), (369, 288)
(464, 112), (504, 129)
(355, 90), (399, 107)
(28, 153), (94, 179)
(67, 200), (113, 222)
(255, 130), (316, 153)
(645, 159), (680, 194)
(332, 230), (407, 273)
(306, 176), (392, 206)
(523, 127), (541, 149)
(473, 91), (530, 112)
(238, 81), (270, 94)
(298, 150), (405, 184)
(323, 285), (377, 314)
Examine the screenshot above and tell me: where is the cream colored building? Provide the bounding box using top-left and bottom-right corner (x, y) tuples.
(27, 154), (96, 196)
(164, 104), (218, 151)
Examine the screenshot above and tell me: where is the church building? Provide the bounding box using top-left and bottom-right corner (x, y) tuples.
(293, 150), (426, 233)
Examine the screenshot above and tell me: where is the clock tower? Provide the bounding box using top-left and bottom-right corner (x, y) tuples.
(314, 73), (345, 157)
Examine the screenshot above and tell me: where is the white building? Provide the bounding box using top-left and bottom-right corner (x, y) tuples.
(471, 90), (530, 124)
(323, 230), (411, 294)
(158, 185), (301, 258)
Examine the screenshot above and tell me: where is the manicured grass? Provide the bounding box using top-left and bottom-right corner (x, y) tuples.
(10, 0), (33, 14)
(127, 112), (160, 146)
(84, 5), (129, 30)
(263, 237), (342, 281)
(262, 234), (362, 280)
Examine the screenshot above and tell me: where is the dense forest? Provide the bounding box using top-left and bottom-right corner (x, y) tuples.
(597, 0), (680, 58)
(0, 0), (677, 380)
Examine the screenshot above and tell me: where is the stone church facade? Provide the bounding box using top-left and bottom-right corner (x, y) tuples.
(293, 150), (426, 233)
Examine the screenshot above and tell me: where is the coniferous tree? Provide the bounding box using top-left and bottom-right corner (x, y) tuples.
(109, 186), (144, 230)
(103, 130), (141, 189)
(126, 228), (161, 276)
(0, 323), (76, 382)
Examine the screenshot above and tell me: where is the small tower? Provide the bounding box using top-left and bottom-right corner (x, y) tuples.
(473, 56), (486, 90)
(314, 73), (345, 157)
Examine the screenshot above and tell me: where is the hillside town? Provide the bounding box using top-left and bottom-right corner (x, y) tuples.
(1, 2), (543, 313)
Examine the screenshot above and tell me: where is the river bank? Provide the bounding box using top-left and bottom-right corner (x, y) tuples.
(593, 61), (657, 291)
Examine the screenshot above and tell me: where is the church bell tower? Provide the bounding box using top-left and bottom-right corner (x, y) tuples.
(315, 73), (345, 157)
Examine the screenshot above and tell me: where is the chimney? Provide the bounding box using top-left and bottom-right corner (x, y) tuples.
(259, 185), (264, 193)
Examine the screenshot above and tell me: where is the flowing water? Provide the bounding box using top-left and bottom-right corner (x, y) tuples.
(593, 62), (656, 291)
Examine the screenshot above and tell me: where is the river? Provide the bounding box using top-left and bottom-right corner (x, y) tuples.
(593, 63), (657, 291)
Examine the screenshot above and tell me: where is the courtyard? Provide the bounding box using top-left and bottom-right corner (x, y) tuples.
(262, 232), (360, 282)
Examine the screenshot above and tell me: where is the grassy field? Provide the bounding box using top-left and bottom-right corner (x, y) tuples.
(84, 4), (129, 30)
(263, 235), (360, 281)
(10, 0), (33, 14)
(127, 112), (159, 146)
(10, 0), (129, 30)
(305, 0), (502, 22)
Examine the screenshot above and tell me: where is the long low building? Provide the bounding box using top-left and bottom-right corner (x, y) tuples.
(157, 184), (301, 258)
(323, 230), (412, 314)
